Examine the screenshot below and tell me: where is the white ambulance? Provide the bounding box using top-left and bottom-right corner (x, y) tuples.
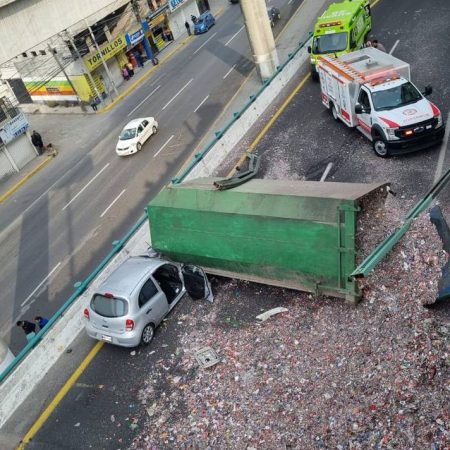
(318, 47), (445, 157)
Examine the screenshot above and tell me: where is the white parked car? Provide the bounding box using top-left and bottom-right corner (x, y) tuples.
(116, 117), (158, 156)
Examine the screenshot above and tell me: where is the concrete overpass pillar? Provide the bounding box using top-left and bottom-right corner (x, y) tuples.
(240, 0), (279, 81)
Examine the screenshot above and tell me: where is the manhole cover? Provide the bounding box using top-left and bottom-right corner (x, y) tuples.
(194, 347), (220, 369)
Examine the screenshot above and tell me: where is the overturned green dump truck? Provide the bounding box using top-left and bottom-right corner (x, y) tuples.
(147, 178), (390, 303)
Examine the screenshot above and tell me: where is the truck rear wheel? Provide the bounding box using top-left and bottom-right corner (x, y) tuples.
(372, 137), (389, 158)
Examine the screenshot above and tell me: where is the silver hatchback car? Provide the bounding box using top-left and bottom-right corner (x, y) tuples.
(84, 256), (212, 348)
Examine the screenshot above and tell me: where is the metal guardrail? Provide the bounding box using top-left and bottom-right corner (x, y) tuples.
(0, 32), (312, 385)
(172, 33), (313, 184)
(0, 215), (146, 384)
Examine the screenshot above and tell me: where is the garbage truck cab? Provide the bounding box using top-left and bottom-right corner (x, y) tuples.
(318, 48), (445, 157)
(308, 0), (371, 80)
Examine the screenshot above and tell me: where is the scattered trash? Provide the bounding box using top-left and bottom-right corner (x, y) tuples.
(130, 350), (136, 356)
(66, 348), (72, 354)
(256, 307), (288, 322)
(131, 202), (449, 449)
(146, 403), (157, 418)
(74, 423), (80, 427)
(111, 415), (115, 423)
(194, 347), (220, 369)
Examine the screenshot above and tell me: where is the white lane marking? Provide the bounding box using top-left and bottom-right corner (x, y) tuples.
(162, 79), (194, 110)
(62, 163), (110, 211)
(320, 163), (333, 182)
(225, 25), (245, 47)
(433, 110), (450, 184)
(288, 0), (293, 4)
(194, 95), (209, 113)
(154, 135), (174, 158)
(127, 85), (161, 117)
(21, 262), (61, 307)
(223, 65), (237, 80)
(389, 40), (400, 55)
(100, 189), (126, 218)
(193, 32), (217, 55)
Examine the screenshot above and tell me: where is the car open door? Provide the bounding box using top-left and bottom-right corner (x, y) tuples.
(181, 265), (214, 303)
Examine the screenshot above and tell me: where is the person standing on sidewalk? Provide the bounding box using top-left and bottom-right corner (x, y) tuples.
(185, 21), (191, 36)
(88, 95), (98, 112)
(31, 130), (44, 155)
(16, 320), (36, 342)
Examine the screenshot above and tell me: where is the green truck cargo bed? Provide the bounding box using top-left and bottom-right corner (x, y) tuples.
(147, 178), (388, 303)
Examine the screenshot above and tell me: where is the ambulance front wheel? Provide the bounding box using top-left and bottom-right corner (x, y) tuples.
(372, 137), (389, 158)
(310, 66), (319, 82)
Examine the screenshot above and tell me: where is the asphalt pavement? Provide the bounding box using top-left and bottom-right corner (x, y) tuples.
(0, 0), (299, 353)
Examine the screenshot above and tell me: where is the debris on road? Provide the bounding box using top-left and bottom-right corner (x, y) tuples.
(131, 202), (449, 449)
(256, 306), (288, 322)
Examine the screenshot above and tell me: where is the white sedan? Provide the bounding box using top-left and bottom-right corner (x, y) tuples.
(116, 117), (158, 156)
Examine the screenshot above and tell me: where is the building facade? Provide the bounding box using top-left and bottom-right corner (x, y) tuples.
(0, 84), (37, 181)
(0, 0), (210, 107)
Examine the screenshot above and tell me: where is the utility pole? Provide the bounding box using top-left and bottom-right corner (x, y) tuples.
(47, 44), (81, 104)
(240, 0), (279, 81)
(131, 0), (143, 23)
(84, 19), (120, 98)
(63, 31), (102, 103)
(131, 0), (154, 62)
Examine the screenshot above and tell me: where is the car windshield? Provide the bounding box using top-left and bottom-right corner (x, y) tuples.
(197, 18), (205, 24)
(371, 82), (423, 111)
(119, 128), (137, 140)
(91, 294), (128, 317)
(313, 32), (348, 54)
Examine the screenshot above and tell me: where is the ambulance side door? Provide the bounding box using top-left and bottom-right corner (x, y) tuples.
(355, 87), (373, 138)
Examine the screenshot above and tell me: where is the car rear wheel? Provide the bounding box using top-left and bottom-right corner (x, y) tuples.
(136, 142), (142, 152)
(372, 137), (389, 157)
(141, 324), (155, 345)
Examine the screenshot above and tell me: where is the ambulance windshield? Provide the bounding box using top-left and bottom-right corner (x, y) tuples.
(313, 32), (348, 54)
(371, 81), (422, 111)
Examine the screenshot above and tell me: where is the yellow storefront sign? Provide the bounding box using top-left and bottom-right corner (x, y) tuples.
(84, 35), (127, 72)
(149, 13), (166, 28)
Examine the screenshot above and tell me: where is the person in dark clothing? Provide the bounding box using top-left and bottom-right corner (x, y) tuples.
(191, 14), (197, 24)
(134, 51), (144, 67)
(31, 130), (44, 155)
(17, 320), (36, 342)
(34, 316), (49, 331)
(88, 95), (98, 112)
(185, 21), (191, 35)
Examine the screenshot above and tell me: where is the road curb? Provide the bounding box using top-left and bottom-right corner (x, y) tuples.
(0, 153), (56, 204)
